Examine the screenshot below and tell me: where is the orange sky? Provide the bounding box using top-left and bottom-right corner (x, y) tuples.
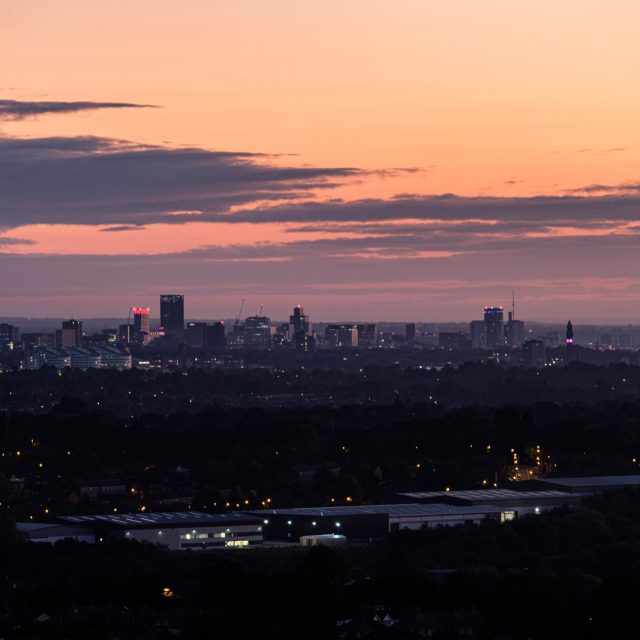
(1, 0), (640, 319)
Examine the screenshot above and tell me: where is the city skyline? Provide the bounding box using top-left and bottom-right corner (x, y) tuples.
(2, 1), (640, 319)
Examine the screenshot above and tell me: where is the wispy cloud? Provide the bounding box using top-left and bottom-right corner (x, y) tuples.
(0, 99), (158, 120)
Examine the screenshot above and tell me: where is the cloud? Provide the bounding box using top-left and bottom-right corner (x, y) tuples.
(576, 147), (626, 154)
(0, 99), (158, 120)
(100, 225), (146, 232)
(0, 135), (362, 229)
(218, 192), (640, 228)
(0, 236), (33, 246)
(4, 130), (639, 238)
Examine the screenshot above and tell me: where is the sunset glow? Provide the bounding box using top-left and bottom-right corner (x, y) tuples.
(2, 0), (640, 319)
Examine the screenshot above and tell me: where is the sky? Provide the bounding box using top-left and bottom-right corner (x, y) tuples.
(1, 0), (640, 321)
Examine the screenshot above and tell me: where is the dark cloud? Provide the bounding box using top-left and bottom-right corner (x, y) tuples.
(0, 236), (33, 246)
(4, 132), (639, 237)
(219, 192), (640, 227)
(0, 135), (362, 228)
(0, 99), (158, 120)
(100, 225), (146, 232)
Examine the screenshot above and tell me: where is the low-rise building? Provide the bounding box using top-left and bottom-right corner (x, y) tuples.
(59, 511), (264, 550)
(396, 489), (580, 517)
(254, 503), (505, 541)
(536, 475), (640, 494)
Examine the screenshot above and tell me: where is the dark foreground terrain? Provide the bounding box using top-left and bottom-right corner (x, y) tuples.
(2, 362), (640, 638)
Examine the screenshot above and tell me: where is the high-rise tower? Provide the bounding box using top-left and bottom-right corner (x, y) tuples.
(133, 307), (150, 341)
(484, 306), (504, 348)
(289, 305), (313, 351)
(160, 294), (185, 340)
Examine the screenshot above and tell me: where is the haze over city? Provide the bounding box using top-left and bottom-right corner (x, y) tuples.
(2, 1), (640, 320)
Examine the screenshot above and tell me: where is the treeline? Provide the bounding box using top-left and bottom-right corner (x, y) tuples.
(1, 361), (640, 414)
(3, 398), (640, 519)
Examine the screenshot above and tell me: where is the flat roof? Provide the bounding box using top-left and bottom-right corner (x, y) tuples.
(59, 511), (262, 529)
(397, 489), (575, 502)
(539, 475), (640, 488)
(253, 503), (505, 518)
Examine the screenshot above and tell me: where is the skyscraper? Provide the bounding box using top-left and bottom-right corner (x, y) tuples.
(484, 306), (504, 348)
(160, 294), (184, 340)
(133, 307), (150, 342)
(290, 305), (311, 335)
(290, 305), (312, 351)
(506, 312), (525, 348)
(470, 320), (487, 349)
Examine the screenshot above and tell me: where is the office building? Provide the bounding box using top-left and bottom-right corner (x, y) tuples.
(243, 316), (272, 348)
(160, 294), (185, 340)
(94, 345), (132, 370)
(24, 348), (71, 370)
(0, 323), (19, 347)
(290, 305), (311, 335)
(357, 323), (377, 347)
(21, 333), (54, 348)
(289, 305), (312, 350)
(523, 339), (546, 369)
(405, 323), (416, 342)
(118, 324), (134, 345)
(506, 313), (525, 348)
(205, 321), (226, 351)
(470, 320), (487, 349)
(484, 307), (504, 348)
(184, 322), (207, 348)
(133, 307), (150, 342)
(325, 324), (358, 348)
(65, 347), (102, 370)
(438, 331), (467, 351)
(295, 331), (315, 352)
(57, 319), (83, 348)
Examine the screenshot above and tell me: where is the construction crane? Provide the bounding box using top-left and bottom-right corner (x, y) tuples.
(235, 297), (246, 329)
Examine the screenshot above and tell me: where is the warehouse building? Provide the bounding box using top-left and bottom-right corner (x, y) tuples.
(536, 475), (640, 494)
(59, 511), (264, 550)
(396, 489), (580, 516)
(253, 503), (506, 541)
(17, 522), (95, 544)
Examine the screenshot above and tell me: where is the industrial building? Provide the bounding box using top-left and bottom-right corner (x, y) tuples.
(253, 503), (506, 541)
(58, 511), (264, 550)
(536, 475), (640, 494)
(396, 489), (580, 517)
(17, 522), (95, 544)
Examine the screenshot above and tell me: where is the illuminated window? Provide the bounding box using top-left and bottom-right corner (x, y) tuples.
(500, 511), (516, 523)
(225, 540), (249, 547)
